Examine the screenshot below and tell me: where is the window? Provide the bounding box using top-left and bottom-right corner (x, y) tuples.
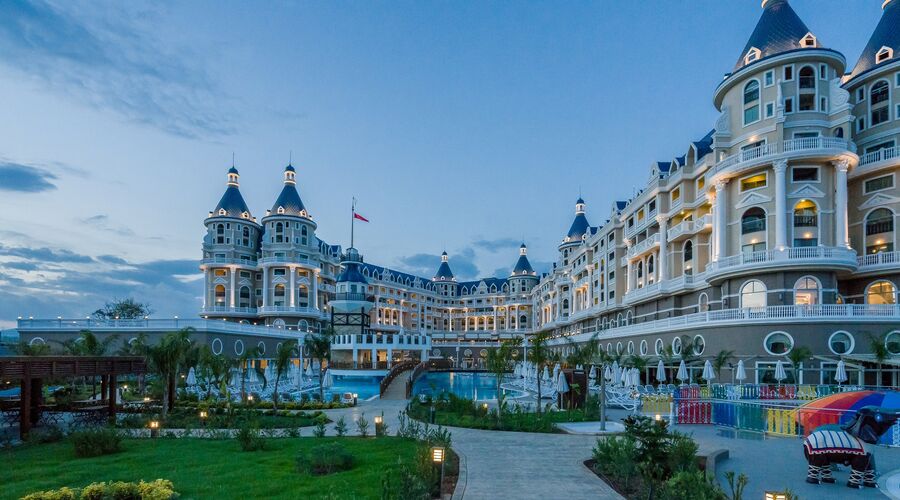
(820, 97), (828, 112)
(274, 222), (284, 243)
(683, 240), (693, 272)
(819, 64), (826, 79)
(216, 224), (225, 244)
(793, 276), (820, 306)
(744, 47), (761, 65)
(648, 199), (656, 213)
(640, 340), (648, 356)
(871, 81), (890, 126)
(865, 208), (895, 254)
(698, 293), (709, 312)
(784, 97), (794, 114)
(886, 331), (900, 355)
(655, 338), (664, 356)
(764, 331), (794, 355)
(857, 87), (865, 103)
(876, 46), (894, 64)
(214, 285), (226, 306)
(743, 80), (760, 125)
(793, 200), (818, 246)
(866, 280), (897, 305)
(672, 337), (682, 356)
(696, 176), (705, 190)
(800, 34), (816, 48)
(740, 280), (767, 308)
(784, 65), (793, 81)
(865, 174), (894, 194)
(896, 73), (900, 87)
(828, 331), (854, 355)
(765, 102), (775, 118)
(799, 66), (815, 89)
(239, 286), (251, 308)
(671, 187), (681, 202)
(764, 70), (774, 87)
(740, 173), (767, 192)
(792, 167), (818, 182)
(857, 117), (866, 132)
(693, 335), (705, 356)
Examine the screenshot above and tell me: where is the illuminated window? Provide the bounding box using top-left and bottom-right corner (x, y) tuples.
(743, 80), (760, 125)
(866, 280), (897, 305)
(740, 280), (767, 308)
(793, 276), (819, 306)
(740, 173), (767, 192)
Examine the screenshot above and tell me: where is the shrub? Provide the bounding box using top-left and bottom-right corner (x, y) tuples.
(662, 470), (725, 500)
(32, 425), (65, 444)
(22, 480), (177, 500)
(71, 428), (122, 458)
(668, 432), (699, 474)
(313, 416), (327, 438)
(334, 416), (348, 437)
(296, 443), (354, 475)
(356, 413), (370, 437)
(21, 487), (78, 500)
(285, 426), (301, 438)
(592, 436), (639, 492)
(236, 425), (266, 452)
(381, 459), (430, 500)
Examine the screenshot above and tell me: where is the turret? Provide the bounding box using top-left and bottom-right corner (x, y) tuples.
(203, 166), (261, 253)
(559, 198), (591, 251)
(331, 247), (374, 313)
(261, 164), (317, 249)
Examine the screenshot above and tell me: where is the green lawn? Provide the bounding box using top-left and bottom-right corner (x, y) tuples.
(1, 437), (418, 499)
(408, 395), (600, 433)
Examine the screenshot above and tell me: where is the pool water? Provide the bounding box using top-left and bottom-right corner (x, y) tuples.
(328, 375), (383, 400)
(412, 372), (524, 401)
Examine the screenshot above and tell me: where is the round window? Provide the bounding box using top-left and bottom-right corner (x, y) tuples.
(886, 331), (900, 355)
(432, 348), (441, 356)
(607, 343), (612, 354)
(640, 340), (648, 356)
(693, 335), (705, 356)
(828, 331), (854, 355)
(616, 342), (623, 355)
(655, 338), (664, 356)
(764, 331), (794, 355)
(211, 338), (223, 355)
(234, 339), (245, 356)
(257, 341), (266, 355)
(627, 341), (635, 355)
(464, 349), (472, 356)
(672, 337), (682, 356)
(29, 337), (45, 346)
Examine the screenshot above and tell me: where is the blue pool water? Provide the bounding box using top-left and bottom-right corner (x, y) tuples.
(328, 375), (383, 400)
(412, 372), (524, 401)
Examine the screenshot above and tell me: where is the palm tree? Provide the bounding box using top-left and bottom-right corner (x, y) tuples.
(678, 335), (700, 383)
(564, 338), (598, 369)
(236, 346), (263, 402)
(305, 325), (334, 401)
(786, 346), (812, 385)
(526, 331), (552, 415)
(141, 328), (196, 418)
(59, 330), (120, 397)
(869, 334), (890, 388)
(199, 345), (232, 399)
(271, 340), (299, 410)
(12, 341), (50, 356)
(712, 350), (735, 380)
(485, 338), (520, 423)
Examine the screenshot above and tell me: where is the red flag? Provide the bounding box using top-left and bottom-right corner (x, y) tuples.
(353, 212), (369, 223)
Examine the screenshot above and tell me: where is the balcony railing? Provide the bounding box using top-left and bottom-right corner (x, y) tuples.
(708, 246), (857, 274)
(627, 233), (661, 260)
(858, 146), (899, 167)
(667, 214), (712, 241)
(200, 257), (257, 266)
(16, 318), (303, 338)
(258, 255), (313, 265)
(866, 219), (894, 236)
(708, 138), (853, 181)
(335, 293), (371, 302)
(793, 215), (818, 227)
(258, 306), (323, 316)
(201, 306), (258, 314)
(741, 219), (766, 234)
(857, 251), (900, 271)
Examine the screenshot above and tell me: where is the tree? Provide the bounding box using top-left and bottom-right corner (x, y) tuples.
(712, 350), (734, 380)
(485, 338), (520, 425)
(236, 346), (263, 402)
(198, 345), (232, 400)
(59, 330), (119, 397)
(141, 328), (196, 418)
(526, 331), (552, 415)
(869, 333), (890, 388)
(786, 346), (812, 385)
(678, 335), (700, 383)
(12, 341), (50, 356)
(305, 325), (334, 401)
(565, 338), (598, 369)
(92, 298), (153, 321)
(271, 340), (299, 410)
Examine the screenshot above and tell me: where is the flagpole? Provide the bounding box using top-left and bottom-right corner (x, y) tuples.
(351, 197), (356, 250)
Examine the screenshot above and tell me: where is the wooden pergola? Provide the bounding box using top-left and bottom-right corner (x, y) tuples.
(0, 356), (147, 439)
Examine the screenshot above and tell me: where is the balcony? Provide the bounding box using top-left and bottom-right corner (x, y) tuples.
(16, 318), (303, 339)
(706, 138), (854, 184)
(258, 255), (313, 265)
(793, 215), (818, 227)
(623, 272), (709, 305)
(200, 257), (257, 267)
(334, 292), (372, 302)
(626, 233), (660, 260)
(707, 246), (857, 281)
(854, 146), (899, 178)
(258, 305), (324, 317)
(856, 251), (900, 275)
(201, 306), (258, 315)
(667, 214), (712, 241)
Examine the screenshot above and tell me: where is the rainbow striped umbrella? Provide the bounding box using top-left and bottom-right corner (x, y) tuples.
(798, 390), (900, 439)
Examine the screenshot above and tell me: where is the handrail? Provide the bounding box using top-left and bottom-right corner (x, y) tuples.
(378, 359), (418, 398)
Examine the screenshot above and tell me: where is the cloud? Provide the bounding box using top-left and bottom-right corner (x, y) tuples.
(0, 244), (201, 321)
(0, 1), (233, 138)
(0, 162), (57, 192)
(471, 237), (521, 252)
(80, 214), (135, 237)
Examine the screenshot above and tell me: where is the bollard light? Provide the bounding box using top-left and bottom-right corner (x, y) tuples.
(199, 410), (208, 419)
(481, 403), (489, 411)
(248, 395), (254, 402)
(149, 420), (160, 429)
(149, 420), (160, 438)
(764, 493), (787, 500)
(655, 414), (661, 421)
(374, 415), (383, 425)
(431, 447), (445, 464)
(143, 397), (151, 403)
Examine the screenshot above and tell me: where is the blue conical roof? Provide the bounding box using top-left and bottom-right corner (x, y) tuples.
(337, 262), (368, 284)
(512, 244), (535, 276)
(433, 252), (455, 281)
(848, 0), (900, 82)
(733, 0), (815, 72)
(212, 167), (251, 218)
(270, 165), (308, 217)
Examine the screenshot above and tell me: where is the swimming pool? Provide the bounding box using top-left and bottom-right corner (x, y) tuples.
(328, 375), (383, 400)
(411, 371), (525, 401)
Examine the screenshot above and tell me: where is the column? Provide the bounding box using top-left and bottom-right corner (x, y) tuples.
(387, 348), (393, 368)
(312, 269), (319, 310)
(399, 301), (404, 333)
(449, 308), (453, 332)
(107, 375), (117, 424)
(834, 159), (850, 248)
(229, 267), (236, 309)
(774, 160), (788, 250)
(289, 267), (296, 307)
(657, 216), (668, 282)
(714, 180), (728, 260)
(626, 259), (633, 292)
(202, 271), (208, 309)
(371, 348), (377, 369)
(492, 307), (498, 332)
(262, 268), (268, 307)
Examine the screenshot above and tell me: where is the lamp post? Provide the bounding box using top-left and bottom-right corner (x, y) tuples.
(764, 493), (787, 500)
(199, 410), (208, 427)
(149, 420), (160, 438)
(374, 414), (384, 437)
(431, 446), (445, 496)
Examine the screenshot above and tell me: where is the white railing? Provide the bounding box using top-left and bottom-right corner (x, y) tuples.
(667, 214), (713, 241)
(623, 272), (708, 304)
(16, 318), (304, 338)
(708, 138), (852, 180)
(258, 255), (313, 265)
(201, 306), (258, 314)
(857, 251), (900, 270)
(858, 146), (899, 167)
(708, 246), (857, 274)
(200, 257), (257, 266)
(258, 306), (324, 316)
(627, 233), (661, 259)
(548, 304), (900, 344)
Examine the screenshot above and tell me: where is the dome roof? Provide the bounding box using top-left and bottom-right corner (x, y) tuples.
(268, 165), (309, 218)
(337, 262), (368, 284)
(433, 251), (455, 281)
(732, 0), (817, 73)
(211, 167), (252, 219)
(847, 0), (900, 82)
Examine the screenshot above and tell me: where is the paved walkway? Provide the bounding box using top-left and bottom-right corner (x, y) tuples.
(381, 370), (412, 400)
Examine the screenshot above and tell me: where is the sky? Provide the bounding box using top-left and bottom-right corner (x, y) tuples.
(0, 0), (885, 327)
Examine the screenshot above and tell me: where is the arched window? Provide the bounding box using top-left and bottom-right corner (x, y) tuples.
(274, 284), (286, 306)
(866, 280), (897, 305)
(214, 285), (226, 306)
(865, 208), (894, 254)
(562, 299), (569, 311)
(871, 81), (890, 126)
(647, 255), (655, 281)
(740, 280), (767, 308)
(799, 66), (815, 89)
(301, 225), (308, 245)
(216, 224), (225, 244)
(793, 276), (820, 306)
(298, 285), (309, 307)
(242, 226), (251, 247)
(625, 310), (633, 325)
(698, 293), (709, 313)
(683, 240), (693, 274)
(793, 200), (818, 247)
(274, 222), (284, 243)
(239, 286), (251, 308)
(741, 207), (766, 235)
(636, 261), (644, 288)
(743, 80), (760, 124)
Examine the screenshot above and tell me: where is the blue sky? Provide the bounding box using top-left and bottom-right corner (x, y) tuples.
(0, 0), (883, 326)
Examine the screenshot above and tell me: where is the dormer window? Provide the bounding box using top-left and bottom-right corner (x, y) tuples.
(241, 211), (249, 219)
(277, 206), (285, 214)
(800, 33), (817, 48)
(218, 209), (227, 216)
(744, 47), (761, 65)
(876, 46), (893, 64)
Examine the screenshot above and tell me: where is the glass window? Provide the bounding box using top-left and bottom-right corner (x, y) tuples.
(740, 280), (767, 308)
(828, 331), (854, 355)
(741, 207), (766, 234)
(743, 81), (760, 124)
(672, 337), (682, 356)
(764, 70), (774, 86)
(784, 97), (794, 114)
(867, 280), (897, 305)
(799, 66), (815, 89)
(764, 332), (793, 355)
(792, 167), (819, 182)
(655, 338), (664, 356)
(784, 66), (793, 81)
(793, 276), (819, 305)
(886, 331), (900, 355)
(692, 335), (705, 356)
(865, 175), (894, 194)
(740, 174), (767, 192)
(672, 187), (681, 201)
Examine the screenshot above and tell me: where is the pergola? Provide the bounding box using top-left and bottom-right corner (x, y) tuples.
(0, 356), (148, 439)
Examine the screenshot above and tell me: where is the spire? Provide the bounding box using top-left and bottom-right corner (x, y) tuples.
(511, 244), (536, 277)
(847, 0), (900, 81)
(732, 0), (818, 72)
(211, 166), (252, 220)
(433, 251), (456, 281)
(268, 164), (309, 219)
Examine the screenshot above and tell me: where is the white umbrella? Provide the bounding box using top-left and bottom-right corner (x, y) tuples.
(835, 359), (848, 385)
(305, 364), (314, 378)
(542, 366), (551, 383)
(676, 360), (688, 383)
(322, 370), (334, 389)
(552, 363), (561, 382)
(576, 364), (583, 371)
(604, 365), (613, 381)
(247, 367), (260, 385)
(774, 360), (787, 384)
(265, 364), (275, 384)
(702, 360), (715, 382)
(589, 365), (596, 380)
(656, 359), (667, 383)
(632, 368), (641, 387)
(293, 364), (303, 387)
(612, 361), (621, 385)
(556, 371), (570, 394)
(735, 360), (747, 382)
(186, 367), (197, 387)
